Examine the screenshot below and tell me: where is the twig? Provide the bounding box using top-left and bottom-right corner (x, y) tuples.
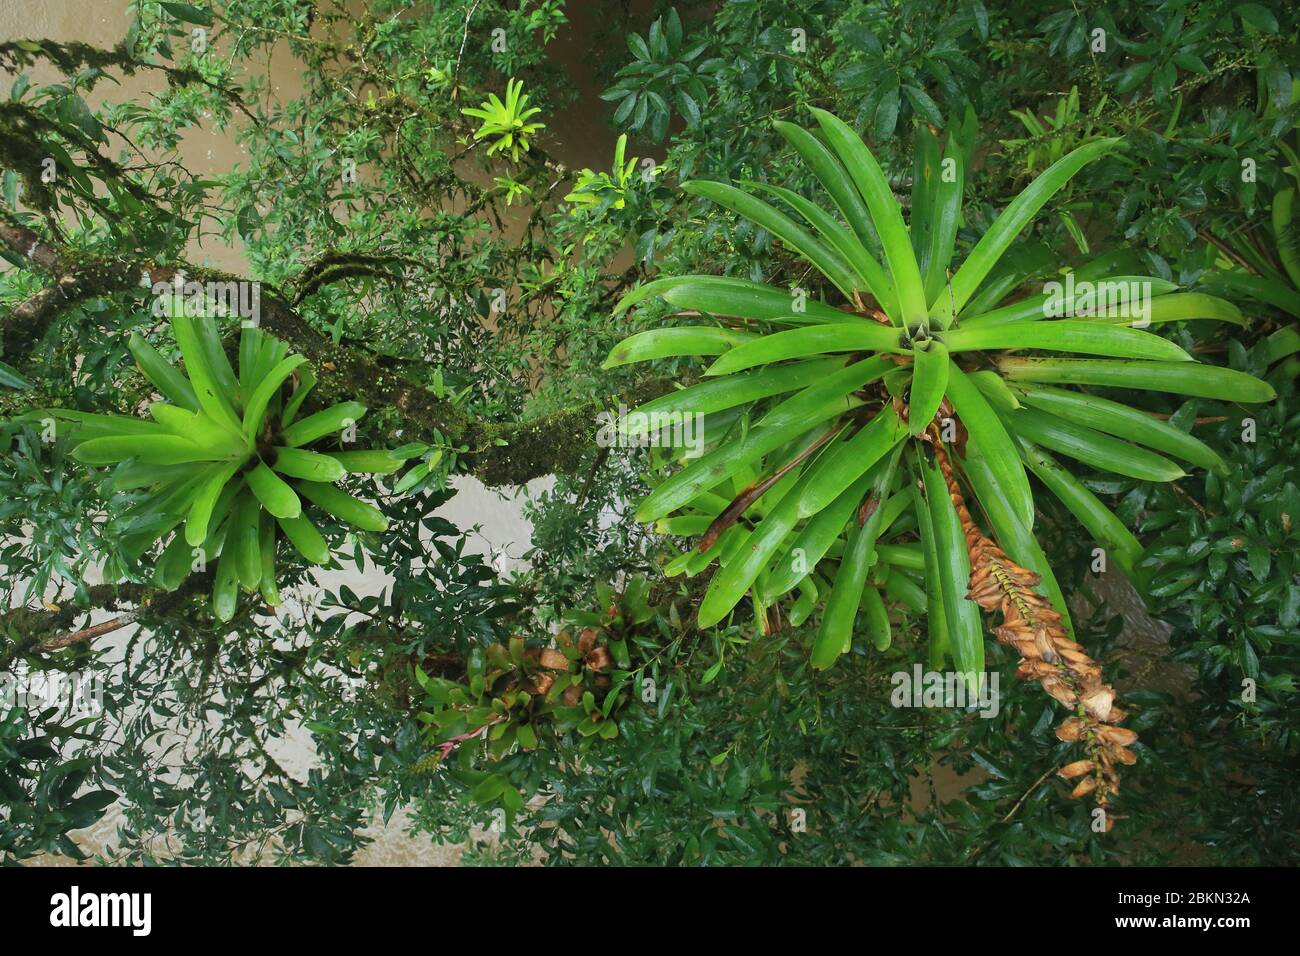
(42, 611), (140, 651)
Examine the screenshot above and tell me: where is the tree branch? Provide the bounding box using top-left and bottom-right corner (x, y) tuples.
(0, 224), (670, 487)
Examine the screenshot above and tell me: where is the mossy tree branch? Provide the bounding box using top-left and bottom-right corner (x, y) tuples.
(0, 221), (669, 488)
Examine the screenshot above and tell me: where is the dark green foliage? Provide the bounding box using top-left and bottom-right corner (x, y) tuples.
(1, 0), (1298, 866)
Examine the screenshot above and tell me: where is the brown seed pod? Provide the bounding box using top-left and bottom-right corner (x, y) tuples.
(1059, 759), (1095, 779)
(927, 438), (1136, 821)
(1042, 676), (1078, 707)
(1081, 686), (1115, 721)
(1016, 659), (1057, 680)
(1056, 717), (1086, 741)
(1109, 745), (1138, 766)
(1071, 775), (1100, 798)
(528, 672), (555, 696)
(1057, 644), (1093, 664)
(1097, 725), (1138, 747)
(1033, 626), (1059, 663)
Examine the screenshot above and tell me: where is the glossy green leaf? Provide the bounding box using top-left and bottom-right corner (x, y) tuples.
(280, 401), (367, 447)
(603, 326), (753, 368)
(128, 333), (200, 411)
(907, 339), (948, 435)
(185, 461), (242, 547)
(615, 275), (852, 324)
(705, 322), (903, 375)
(811, 447), (900, 668)
(636, 358), (891, 521)
(277, 512), (331, 565)
(1006, 406), (1184, 481)
(684, 180), (862, 298)
(1016, 436), (1143, 574)
(271, 446), (348, 482)
(247, 462), (302, 519)
(942, 321), (1192, 362)
(1016, 385), (1225, 472)
(772, 119), (884, 263)
(812, 108), (928, 324)
(943, 139), (1121, 320)
(920, 451), (984, 685)
(621, 358), (845, 432)
(746, 180), (896, 314)
(242, 354), (307, 440)
(296, 481), (388, 532)
(997, 357), (1276, 402)
(945, 364), (1035, 530)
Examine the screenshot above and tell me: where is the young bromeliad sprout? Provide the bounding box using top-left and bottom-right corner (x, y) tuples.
(565, 134), (638, 210)
(604, 109), (1275, 816)
(461, 78), (545, 163)
(31, 308), (409, 622)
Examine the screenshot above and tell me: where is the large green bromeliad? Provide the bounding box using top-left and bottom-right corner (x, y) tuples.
(605, 109), (1275, 680)
(28, 308), (409, 621)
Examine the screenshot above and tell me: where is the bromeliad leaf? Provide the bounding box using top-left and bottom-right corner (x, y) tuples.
(603, 327), (753, 368)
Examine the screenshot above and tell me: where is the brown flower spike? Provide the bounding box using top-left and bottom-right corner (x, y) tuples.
(929, 435), (1136, 828)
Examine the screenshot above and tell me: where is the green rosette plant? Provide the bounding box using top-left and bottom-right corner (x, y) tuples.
(28, 307), (408, 621)
(461, 78), (545, 163)
(605, 108), (1275, 679)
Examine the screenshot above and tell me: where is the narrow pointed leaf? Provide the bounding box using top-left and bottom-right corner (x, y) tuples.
(616, 276), (852, 324)
(907, 340), (948, 435)
(811, 108), (928, 324)
(705, 322), (903, 375)
(746, 180), (897, 315)
(185, 461), (242, 547)
(1016, 385), (1225, 472)
(812, 447), (901, 668)
(960, 277), (1180, 327)
(683, 180), (862, 298)
(71, 434), (216, 466)
(772, 119), (884, 261)
(997, 357), (1276, 402)
(170, 313), (242, 433)
(327, 450), (404, 474)
(944, 364), (1035, 530)
(295, 481), (388, 532)
(636, 358), (892, 521)
(944, 139), (1121, 318)
(242, 355), (307, 440)
(129, 333), (200, 411)
(603, 327), (753, 368)
(621, 358), (845, 432)
(1016, 437), (1143, 573)
(280, 401), (367, 447)
(271, 446), (347, 482)
(1006, 406), (1184, 481)
(942, 321), (1192, 362)
(921, 452), (984, 684)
